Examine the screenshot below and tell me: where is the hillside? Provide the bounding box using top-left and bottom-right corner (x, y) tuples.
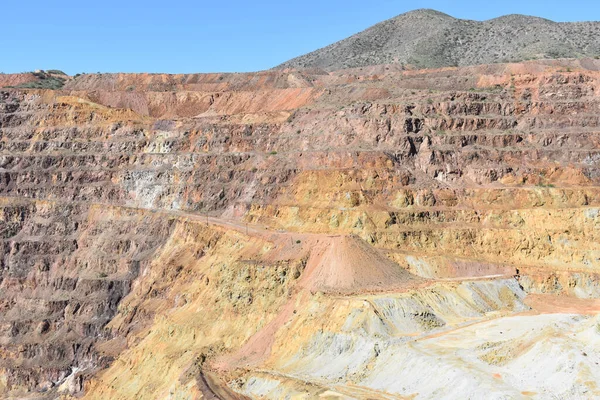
(1, 59), (600, 398)
(277, 9), (600, 70)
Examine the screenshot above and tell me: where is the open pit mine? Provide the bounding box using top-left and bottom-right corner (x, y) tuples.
(2, 47), (600, 400)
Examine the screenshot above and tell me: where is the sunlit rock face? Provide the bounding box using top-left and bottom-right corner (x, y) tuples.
(1, 58), (600, 399)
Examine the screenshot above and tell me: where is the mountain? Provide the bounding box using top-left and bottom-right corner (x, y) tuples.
(277, 9), (600, 70)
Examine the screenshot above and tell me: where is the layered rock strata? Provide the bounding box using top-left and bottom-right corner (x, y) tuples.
(1, 59), (600, 399)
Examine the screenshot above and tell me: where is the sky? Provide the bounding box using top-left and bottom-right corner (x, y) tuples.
(2, 0), (599, 75)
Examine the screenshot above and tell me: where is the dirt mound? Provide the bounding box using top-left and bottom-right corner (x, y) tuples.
(300, 235), (422, 294)
(0, 71), (67, 89)
(0, 73), (39, 88)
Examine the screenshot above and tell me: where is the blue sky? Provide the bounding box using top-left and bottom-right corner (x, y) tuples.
(2, 0), (599, 74)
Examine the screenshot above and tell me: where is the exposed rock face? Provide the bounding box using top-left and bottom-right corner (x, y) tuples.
(278, 9), (600, 70)
(1, 58), (600, 399)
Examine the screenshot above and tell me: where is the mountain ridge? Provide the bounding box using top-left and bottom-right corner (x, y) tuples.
(277, 9), (600, 71)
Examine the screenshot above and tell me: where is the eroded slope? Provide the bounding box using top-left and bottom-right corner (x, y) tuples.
(1, 59), (600, 399)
